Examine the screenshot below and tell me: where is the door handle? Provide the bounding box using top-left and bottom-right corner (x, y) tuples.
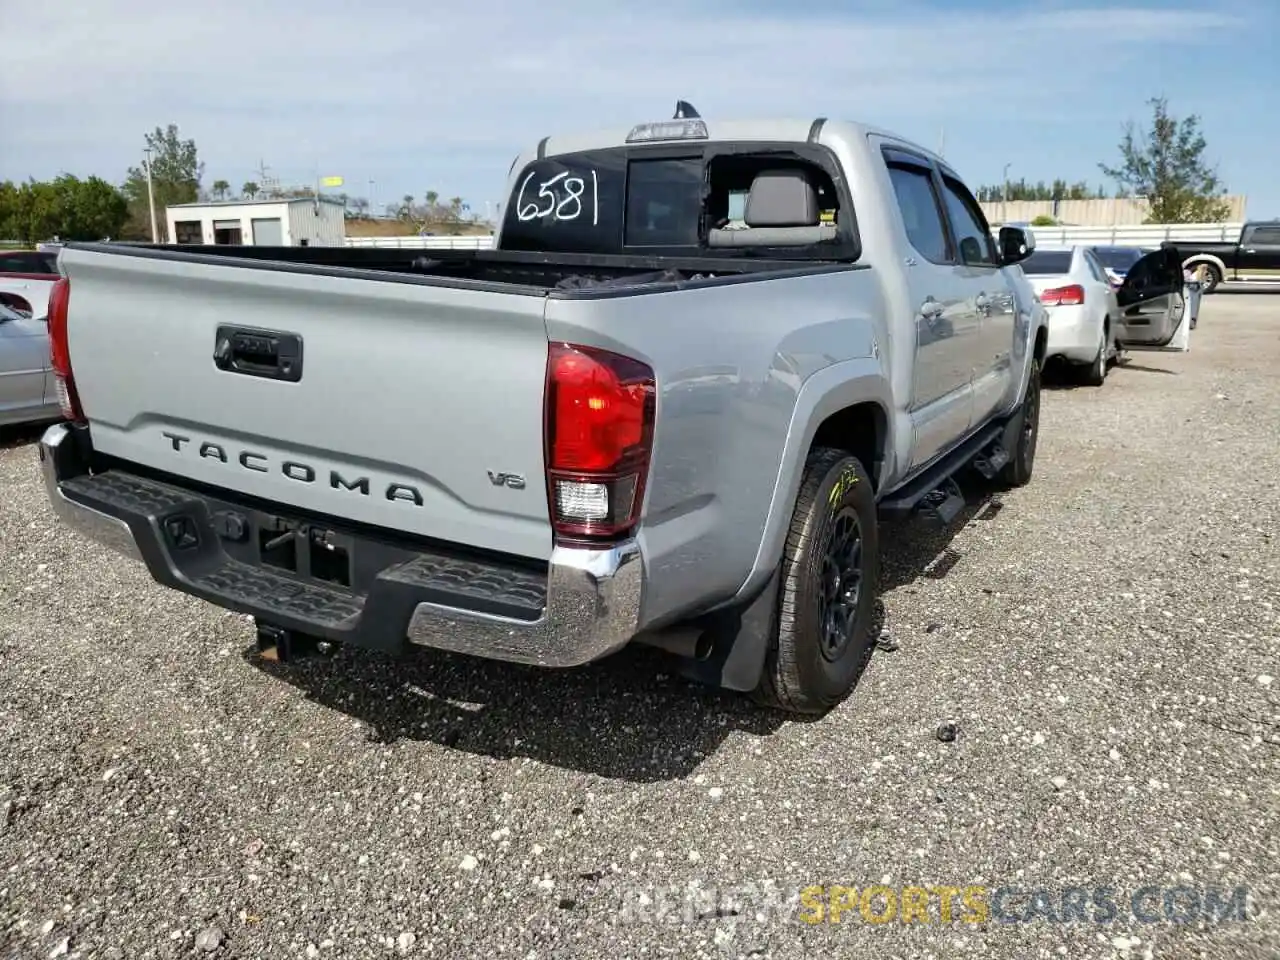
(213, 325), (304, 382)
(1244, 248), (1256, 254)
(920, 298), (945, 320)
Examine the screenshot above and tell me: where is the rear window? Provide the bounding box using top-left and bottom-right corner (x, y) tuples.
(1021, 250), (1074, 275)
(501, 150), (628, 254)
(499, 145), (852, 258)
(624, 158), (702, 247)
(1092, 247), (1145, 270)
(0, 252), (57, 274)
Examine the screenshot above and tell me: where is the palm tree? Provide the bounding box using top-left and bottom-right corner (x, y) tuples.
(449, 197), (463, 221)
(211, 179), (230, 200)
(242, 181), (259, 200)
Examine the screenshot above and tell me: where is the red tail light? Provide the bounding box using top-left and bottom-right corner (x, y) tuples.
(47, 277), (85, 422)
(1039, 284), (1085, 307)
(544, 342), (656, 542)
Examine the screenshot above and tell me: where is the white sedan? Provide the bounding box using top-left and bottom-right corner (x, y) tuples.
(1019, 245), (1120, 385)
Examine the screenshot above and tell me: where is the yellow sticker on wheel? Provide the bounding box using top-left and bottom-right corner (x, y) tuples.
(829, 467), (860, 506)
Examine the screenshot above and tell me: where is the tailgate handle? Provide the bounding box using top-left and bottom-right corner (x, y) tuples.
(213, 326), (303, 382)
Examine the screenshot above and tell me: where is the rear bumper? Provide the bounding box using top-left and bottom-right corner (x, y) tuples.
(38, 423), (643, 668)
(1044, 305), (1100, 361)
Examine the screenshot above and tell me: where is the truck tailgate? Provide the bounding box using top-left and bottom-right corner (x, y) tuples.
(61, 247), (554, 561)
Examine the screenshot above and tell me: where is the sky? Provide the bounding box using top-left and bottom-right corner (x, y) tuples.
(3, 0), (1278, 220)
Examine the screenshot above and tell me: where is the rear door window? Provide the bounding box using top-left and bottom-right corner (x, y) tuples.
(1082, 250), (1110, 284)
(1244, 224), (1280, 245)
(886, 163), (951, 264)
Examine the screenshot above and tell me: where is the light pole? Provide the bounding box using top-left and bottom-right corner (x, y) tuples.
(1002, 163), (1012, 226)
(368, 179), (375, 218)
(143, 146), (160, 243)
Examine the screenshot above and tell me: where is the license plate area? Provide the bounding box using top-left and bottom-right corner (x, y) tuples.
(246, 514), (354, 588)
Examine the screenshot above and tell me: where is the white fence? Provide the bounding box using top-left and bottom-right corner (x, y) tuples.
(345, 235), (494, 250)
(342, 222), (1245, 252)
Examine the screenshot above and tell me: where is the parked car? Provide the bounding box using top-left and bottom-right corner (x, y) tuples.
(0, 298), (60, 428)
(1090, 245), (1154, 288)
(35, 108), (1187, 714)
(1163, 220), (1280, 293)
(0, 274), (57, 319)
(1020, 245), (1190, 384)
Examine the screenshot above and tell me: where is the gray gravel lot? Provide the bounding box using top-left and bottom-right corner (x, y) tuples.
(2, 294), (1278, 960)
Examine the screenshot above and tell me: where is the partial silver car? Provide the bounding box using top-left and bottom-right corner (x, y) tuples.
(0, 296), (60, 427)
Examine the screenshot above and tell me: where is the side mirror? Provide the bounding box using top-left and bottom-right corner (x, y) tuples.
(998, 226), (1035, 265)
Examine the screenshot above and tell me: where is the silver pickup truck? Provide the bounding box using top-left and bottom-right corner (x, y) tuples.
(37, 108), (1187, 714)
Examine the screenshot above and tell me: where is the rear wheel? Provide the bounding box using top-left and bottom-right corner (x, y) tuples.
(1000, 358), (1041, 487)
(755, 448), (879, 715)
(1199, 263), (1223, 294)
(1081, 322), (1109, 386)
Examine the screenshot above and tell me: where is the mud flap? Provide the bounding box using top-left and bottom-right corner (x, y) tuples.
(673, 569), (780, 693)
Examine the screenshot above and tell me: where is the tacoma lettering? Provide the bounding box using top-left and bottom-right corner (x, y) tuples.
(161, 432), (422, 506)
(330, 472), (370, 495)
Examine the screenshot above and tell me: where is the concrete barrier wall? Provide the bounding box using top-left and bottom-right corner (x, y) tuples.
(980, 196), (1247, 226)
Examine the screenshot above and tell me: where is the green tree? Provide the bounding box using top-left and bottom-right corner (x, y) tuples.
(242, 181), (259, 199)
(977, 179), (1107, 203)
(0, 176), (128, 243)
(59, 175), (130, 239)
(1099, 97), (1232, 223)
(12, 180), (60, 243)
(0, 180), (20, 239)
(211, 179), (230, 200)
(122, 124), (204, 240)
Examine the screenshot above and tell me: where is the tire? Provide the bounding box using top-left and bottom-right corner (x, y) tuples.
(1081, 322), (1108, 387)
(1199, 263), (1222, 294)
(999, 357), (1041, 487)
(755, 448), (880, 715)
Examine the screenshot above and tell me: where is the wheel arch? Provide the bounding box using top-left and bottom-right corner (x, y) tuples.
(1182, 253), (1226, 276)
(734, 359), (892, 604)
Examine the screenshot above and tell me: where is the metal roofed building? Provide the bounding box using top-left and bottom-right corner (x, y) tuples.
(164, 197), (347, 247)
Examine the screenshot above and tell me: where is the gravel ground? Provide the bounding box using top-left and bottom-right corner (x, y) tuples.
(1, 293), (1278, 960)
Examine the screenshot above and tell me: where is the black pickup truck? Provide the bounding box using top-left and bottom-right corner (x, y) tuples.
(1164, 220), (1280, 293)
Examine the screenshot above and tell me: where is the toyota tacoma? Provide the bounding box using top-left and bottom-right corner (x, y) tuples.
(36, 106), (1189, 713)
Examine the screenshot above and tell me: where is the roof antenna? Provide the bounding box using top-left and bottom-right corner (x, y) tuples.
(673, 100), (701, 119)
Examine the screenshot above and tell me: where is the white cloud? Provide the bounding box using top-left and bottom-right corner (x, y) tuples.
(1, 0), (1244, 206)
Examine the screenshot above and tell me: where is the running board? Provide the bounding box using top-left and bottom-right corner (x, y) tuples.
(878, 424), (1004, 521)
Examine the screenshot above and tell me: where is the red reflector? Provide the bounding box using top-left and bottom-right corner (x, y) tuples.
(545, 343), (655, 541)
(1040, 284), (1085, 307)
(46, 277), (84, 422)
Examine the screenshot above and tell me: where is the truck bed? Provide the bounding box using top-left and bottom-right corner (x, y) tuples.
(56, 242), (862, 567)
